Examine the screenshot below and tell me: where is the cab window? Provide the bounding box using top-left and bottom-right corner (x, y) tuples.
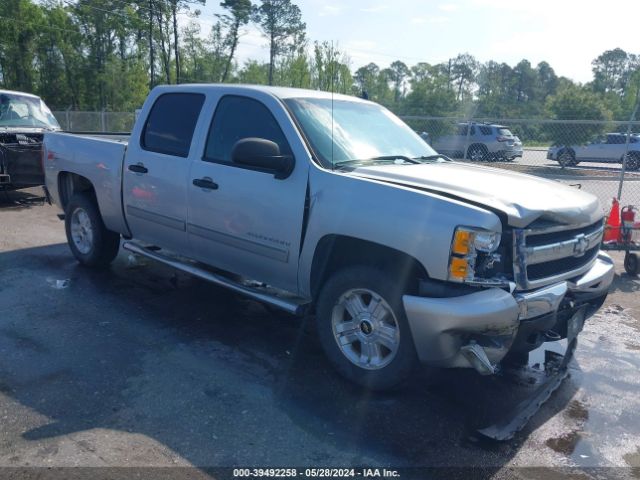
(142, 93), (205, 157)
(204, 95), (291, 164)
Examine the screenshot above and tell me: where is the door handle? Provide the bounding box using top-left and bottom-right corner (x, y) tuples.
(192, 177), (219, 190)
(128, 163), (148, 174)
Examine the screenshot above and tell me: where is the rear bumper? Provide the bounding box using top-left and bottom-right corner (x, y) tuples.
(402, 252), (614, 370)
(495, 145), (523, 158)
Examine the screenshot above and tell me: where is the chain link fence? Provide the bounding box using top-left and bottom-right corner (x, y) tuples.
(52, 110), (135, 133)
(50, 110), (640, 212)
(402, 116), (640, 212)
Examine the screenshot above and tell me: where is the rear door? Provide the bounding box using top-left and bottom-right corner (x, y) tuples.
(604, 134), (627, 162)
(122, 92), (205, 254)
(187, 94), (309, 293)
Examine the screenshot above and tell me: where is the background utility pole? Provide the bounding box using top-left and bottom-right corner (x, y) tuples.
(617, 88), (640, 200)
(149, 0), (155, 89)
(172, 0), (180, 84)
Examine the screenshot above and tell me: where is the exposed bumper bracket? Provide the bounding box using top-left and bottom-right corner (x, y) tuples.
(477, 306), (586, 441)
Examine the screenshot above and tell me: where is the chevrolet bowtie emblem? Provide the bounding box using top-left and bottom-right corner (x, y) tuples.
(573, 234), (589, 257)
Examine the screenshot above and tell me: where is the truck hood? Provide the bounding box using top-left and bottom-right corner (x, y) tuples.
(349, 161), (602, 228)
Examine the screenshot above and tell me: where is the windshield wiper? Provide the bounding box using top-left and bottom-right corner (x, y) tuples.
(333, 155), (423, 170)
(333, 159), (368, 169)
(414, 154), (450, 162)
(370, 155), (421, 164)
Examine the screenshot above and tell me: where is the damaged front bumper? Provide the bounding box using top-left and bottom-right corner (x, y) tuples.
(403, 252), (614, 373)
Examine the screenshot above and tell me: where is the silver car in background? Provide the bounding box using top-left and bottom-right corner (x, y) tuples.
(547, 132), (640, 170)
(432, 122), (523, 161)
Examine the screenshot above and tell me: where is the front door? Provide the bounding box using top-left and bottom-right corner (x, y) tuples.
(187, 94), (309, 293)
(123, 92), (206, 254)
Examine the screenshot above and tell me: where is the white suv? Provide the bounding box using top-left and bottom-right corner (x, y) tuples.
(547, 133), (640, 170)
(432, 122), (523, 161)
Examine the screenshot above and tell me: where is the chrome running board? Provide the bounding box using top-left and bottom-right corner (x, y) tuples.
(122, 241), (309, 316)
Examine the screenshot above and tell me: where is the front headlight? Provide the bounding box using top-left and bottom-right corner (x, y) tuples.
(449, 227), (501, 283)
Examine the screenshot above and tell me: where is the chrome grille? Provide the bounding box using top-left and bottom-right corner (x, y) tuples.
(513, 220), (604, 289)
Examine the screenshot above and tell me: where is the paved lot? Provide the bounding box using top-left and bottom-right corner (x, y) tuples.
(1, 189), (640, 479)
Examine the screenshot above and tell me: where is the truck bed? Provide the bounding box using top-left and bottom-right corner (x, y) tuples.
(44, 132), (130, 236)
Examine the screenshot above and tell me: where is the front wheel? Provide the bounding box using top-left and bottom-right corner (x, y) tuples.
(65, 193), (120, 268)
(316, 266), (418, 390)
(558, 151), (576, 168)
(624, 253), (639, 276)
(467, 144), (488, 161)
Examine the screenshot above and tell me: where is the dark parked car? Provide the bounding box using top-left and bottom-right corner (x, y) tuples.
(0, 89), (60, 191)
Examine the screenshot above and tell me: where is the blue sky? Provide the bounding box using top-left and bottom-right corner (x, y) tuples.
(192, 0), (639, 83)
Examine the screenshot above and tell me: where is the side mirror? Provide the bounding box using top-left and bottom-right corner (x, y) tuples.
(231, 138), (294, 179)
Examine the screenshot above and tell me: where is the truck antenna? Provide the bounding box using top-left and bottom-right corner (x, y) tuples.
(331, 40), (335, 171)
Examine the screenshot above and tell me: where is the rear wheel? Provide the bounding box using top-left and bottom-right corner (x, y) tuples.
(467, 144), (488, 161)
(624, 253), (639, 276)
(65, 193), (120, 268)
(624, 152), (640, 171)
(316, 266), (418, 390)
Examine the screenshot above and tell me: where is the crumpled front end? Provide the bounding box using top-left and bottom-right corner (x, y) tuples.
(403, 252), (614, 374)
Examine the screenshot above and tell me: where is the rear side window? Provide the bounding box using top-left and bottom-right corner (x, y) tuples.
(607, 135), (625, 144)
(456, 125), (476, 135)
(142, 93), (205, 157)
(204, 95), (291, 164)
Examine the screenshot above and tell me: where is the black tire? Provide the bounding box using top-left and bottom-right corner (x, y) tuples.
(467, 144), (488, 162)
(65, 193), (120, 268)
(624, 153), (640, 171)
(315, 266), (418, 391)
(624, 253), (639, 276)
(558, 150), (576, 168)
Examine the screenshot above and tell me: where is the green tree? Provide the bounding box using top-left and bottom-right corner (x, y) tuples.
(310, 42), (351, 93)
(387, 60), (410, 105)
(592, 48), (635, 95)
(218, 0), (253, 82)
(254, 0), (306, 85)
(238, 59), (269, 84)
(546, 84), (612, 145)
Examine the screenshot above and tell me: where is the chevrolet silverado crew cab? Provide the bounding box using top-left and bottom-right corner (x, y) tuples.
(43, 85), (614, 390)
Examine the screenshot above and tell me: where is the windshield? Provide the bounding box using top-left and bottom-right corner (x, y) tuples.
(498, 128), (513, 136)
(284, 97), (438, 168)
(0, 93), (60, 129)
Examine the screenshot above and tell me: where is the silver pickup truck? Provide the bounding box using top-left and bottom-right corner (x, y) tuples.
(43, 85), (614, 391)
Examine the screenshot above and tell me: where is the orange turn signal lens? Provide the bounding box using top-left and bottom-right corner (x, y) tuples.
(452, 230), (472, 255)
(449, 257), (469, 280)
